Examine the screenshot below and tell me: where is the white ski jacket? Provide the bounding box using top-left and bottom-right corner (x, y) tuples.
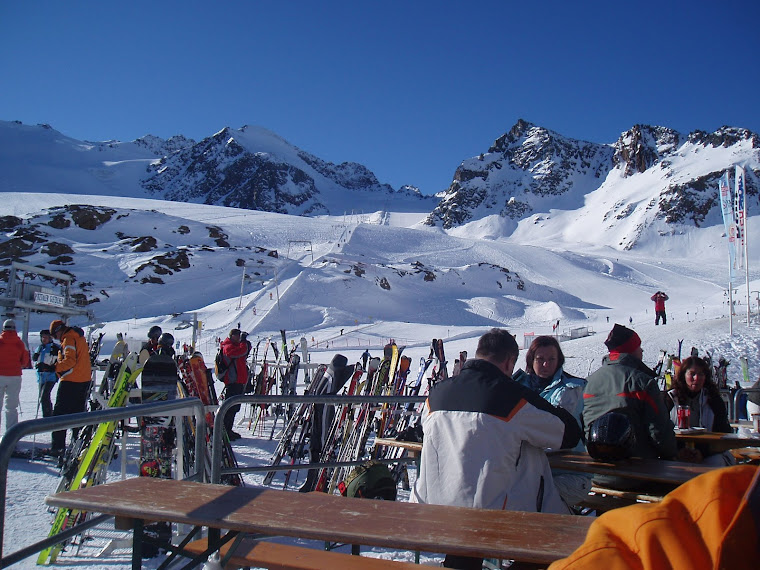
(411, 359), (581, 514)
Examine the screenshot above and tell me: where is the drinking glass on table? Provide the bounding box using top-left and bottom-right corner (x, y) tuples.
(676, 405), (690, 429)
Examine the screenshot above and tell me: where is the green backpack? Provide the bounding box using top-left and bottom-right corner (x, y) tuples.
(339, 460), (397, 501)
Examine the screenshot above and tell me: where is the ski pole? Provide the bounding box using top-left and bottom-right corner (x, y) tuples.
(30, 383), (43, 460)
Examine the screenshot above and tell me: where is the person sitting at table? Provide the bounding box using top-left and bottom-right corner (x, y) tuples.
(513, 335), (591, 508)
(583, 324), (676, 489)
(412, 328), (581, 570)
(666, 355), (735, 467)
(548, 464), (760, 570)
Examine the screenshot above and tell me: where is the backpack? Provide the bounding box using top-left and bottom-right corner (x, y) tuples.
(214, 348), (229, 381)
(339, 460), (397, 500)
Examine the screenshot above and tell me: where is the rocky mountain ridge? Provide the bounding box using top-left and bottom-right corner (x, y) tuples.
(425, 120), (759, 245)
(1, 119), (757, 248)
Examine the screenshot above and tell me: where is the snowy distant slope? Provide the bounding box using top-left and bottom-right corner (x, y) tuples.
(0, 120), (190, 197)
(2, 192), (757, 355)
(0, 120), (435, 215)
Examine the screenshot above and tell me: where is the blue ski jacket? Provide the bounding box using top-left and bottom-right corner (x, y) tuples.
(33, 340), (59, 384)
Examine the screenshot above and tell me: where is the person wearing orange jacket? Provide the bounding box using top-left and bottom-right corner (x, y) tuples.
(49, 319), (92, 455)
(0, 319), (31, 435)
(548, 464), (760, 570)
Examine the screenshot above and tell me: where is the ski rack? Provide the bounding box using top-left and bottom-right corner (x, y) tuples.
(0, 399), (206, 568)
(211, 394), (426, 484)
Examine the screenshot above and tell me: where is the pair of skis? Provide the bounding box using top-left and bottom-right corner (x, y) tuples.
(263, 364), (328, 487)
(38, 352), (143, 565)
(178, 352), (242, 486)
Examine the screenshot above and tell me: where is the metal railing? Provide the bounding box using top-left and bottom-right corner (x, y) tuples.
(0, 398), (205, 568)
(732, 387), (760, 422)
(211, 394), (426, 484)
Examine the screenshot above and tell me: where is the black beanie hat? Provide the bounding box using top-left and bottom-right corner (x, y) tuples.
(604, 324), (641, 353)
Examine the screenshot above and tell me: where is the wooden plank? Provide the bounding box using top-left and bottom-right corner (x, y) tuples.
(675, 431), (760, 453)
(373, 438), (422, 454)
(184, 538), (421, 569)
(589, 486), (663, 503)
(46, 478), (592, 564)
(547, 451), (712, 485)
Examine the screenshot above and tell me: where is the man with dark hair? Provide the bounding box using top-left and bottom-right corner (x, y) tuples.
(583, 324), (676, 465)
(413, 328), (582, 570)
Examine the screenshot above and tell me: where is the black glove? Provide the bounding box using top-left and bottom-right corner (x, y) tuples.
(36, 363), (55, 373)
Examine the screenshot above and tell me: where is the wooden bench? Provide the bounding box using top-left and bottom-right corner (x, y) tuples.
(184, 537), (421, 569)
(46, 478), (593, 569)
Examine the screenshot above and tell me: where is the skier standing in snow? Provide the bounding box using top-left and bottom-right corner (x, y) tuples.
(0, 319), (31, 435)
(412, 328), (581, 570)
(513, 335), (590, 508)
(32, 329), (59, 418)
(651, 291), (669, 325)
(220, 328), (251, 440)
(49, 319), (91, 455)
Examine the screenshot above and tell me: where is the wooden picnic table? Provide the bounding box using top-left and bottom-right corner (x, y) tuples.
(46, 477), (593, 568)
(378, 438), (715, 488)
(546, 450), (714, 485)
(674, 429), (760, 454)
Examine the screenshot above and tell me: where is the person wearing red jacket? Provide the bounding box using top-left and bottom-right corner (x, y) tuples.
(651, 291), (668, 325)
(219, 329), (251, 440)
(0, 319), (31, 434)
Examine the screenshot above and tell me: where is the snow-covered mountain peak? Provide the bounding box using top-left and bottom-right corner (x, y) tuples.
(1, 118), (756, 250)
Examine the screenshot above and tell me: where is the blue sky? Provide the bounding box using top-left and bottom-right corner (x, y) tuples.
(2, 1), (758, 195)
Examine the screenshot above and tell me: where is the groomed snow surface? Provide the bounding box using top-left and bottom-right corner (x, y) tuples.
(2, 192), (759, 568)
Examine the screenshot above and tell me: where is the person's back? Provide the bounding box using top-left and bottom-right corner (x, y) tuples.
(583, 325), (676, 461)
(142, 345), (180, 388)
(56, 326), (91, 383)
(0, 319), (30, 433)
(0, 322), (29, 376)
(413, 329), (581, 513)
(49, 319), (92, 454)
(219, 329), (251, 440)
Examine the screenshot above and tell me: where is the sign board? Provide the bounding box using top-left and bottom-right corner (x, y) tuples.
(34, 291), (66, 308)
